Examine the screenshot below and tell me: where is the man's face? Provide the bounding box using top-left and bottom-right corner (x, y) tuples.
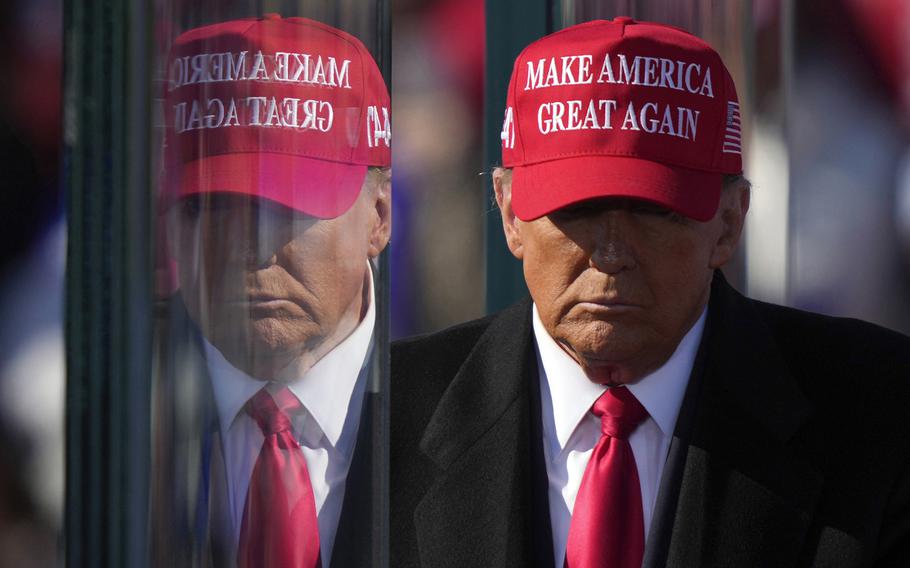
(171, 173), (390, 380)
(497, 173), (747, 385)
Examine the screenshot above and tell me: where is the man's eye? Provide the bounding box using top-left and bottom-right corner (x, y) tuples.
(181, 196), (202, 219)
(630, 202), (684, 222)
(553, 203), (597, 219)
(629, 202), (666, 214)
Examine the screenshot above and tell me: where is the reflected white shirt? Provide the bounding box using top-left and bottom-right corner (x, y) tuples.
(532, 303), (705, 568)
(205, 273), (375, 567)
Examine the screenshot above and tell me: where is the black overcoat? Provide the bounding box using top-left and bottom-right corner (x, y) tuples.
(391, 272), (910, 567)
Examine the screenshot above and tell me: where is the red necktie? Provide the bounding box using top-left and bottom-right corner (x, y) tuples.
(565, 387), (649, 568)
(238, 387), (321, 568)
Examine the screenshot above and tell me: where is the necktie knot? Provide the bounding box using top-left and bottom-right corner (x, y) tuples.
(239, 386), (320, 568)
(567, 385), (647, 568)
(592, 387), (648, 439)
(246, 387), (301, 435)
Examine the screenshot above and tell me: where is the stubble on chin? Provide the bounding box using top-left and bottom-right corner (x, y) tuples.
(551, 317), (662, 385)
(232, 315), (325, 380)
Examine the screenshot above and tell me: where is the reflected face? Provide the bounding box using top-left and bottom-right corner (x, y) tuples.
(171, 175), (390, 380)
(499, 176), (746, 385)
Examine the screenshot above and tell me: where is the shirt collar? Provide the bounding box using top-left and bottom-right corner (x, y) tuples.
(532, 303), (706, 452)
(285, 267), (375, 452)
(206, 265), (376, 455)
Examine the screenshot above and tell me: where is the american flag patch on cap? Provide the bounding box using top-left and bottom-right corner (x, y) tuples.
(722, 101), (742, 155)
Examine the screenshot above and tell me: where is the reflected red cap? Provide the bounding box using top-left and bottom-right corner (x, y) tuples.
(501, 18), (742, 222)
(163, 14), (390, 218)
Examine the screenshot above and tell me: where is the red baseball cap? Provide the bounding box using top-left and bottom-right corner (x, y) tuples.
(501, 18), (742, 222)
(163, 14), (391, 218)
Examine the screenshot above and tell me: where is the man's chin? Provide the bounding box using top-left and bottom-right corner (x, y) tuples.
(206, 327), (318, 380)
(222, 345), (305, 381)
(556, 320), (625, 357)
(579, 361), (640, 386)
(573, 336), (676, 386)
(248, 317), (317, 347)
(556, 328), (653, 384)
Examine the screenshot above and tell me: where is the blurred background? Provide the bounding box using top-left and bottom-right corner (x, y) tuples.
(391, 0), (486, 337)
(0, 0), (63, 565)
(390, 0), (910, 339)
(1, 0), (909, 564)
(391, 0), (910, 339)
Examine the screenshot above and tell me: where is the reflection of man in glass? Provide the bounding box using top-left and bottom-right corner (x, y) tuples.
(159, 14), (390, 567)
(175, 171), (389, 381)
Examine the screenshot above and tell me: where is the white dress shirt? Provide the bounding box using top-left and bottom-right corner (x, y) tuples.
(205, 273), (375, 567)
(532, 303), (706, 568)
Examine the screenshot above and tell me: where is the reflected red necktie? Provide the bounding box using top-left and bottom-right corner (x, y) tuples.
(238, 387), (321, 568)
(565, 387), (649, 568)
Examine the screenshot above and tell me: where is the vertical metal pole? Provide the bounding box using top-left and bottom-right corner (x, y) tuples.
(125, 0), (153, 564)
(64, 0), (152, 564)
(780, 0), (794, 304)
(484, 0), (555, 313)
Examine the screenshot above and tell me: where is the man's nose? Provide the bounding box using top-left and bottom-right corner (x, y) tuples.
(229, 208), (287, 268)
(251, 215), (293, 267)
(589, 211), (637, 274)
(244, 226), (277, 267)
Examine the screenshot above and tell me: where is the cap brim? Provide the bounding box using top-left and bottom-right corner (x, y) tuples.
(172, 153), (368, 219)
(511, 156), (723, 222)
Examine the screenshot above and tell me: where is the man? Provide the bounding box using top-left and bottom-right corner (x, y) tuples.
(391, 18), (910, 567)
(152, 14), (391, 567)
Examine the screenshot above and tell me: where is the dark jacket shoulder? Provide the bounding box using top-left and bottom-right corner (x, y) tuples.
(752, 296), (910, 370)
(392, 299), (531, 427)
(391, 300), (537, 568)
(699, 282), (910, 564)
(747, 294), (910, 408)
(392, 309), (501, 379)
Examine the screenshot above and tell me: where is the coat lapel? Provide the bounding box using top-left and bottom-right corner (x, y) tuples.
(330, 390), (379, 568)
(642, 307), (711, 568)
(414, 300), (548, 568)
(659, 273), (825, 567)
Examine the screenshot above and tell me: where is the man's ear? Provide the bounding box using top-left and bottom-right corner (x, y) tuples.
(708, 180), (750, 269)
(367, 170), (392, 258)
(493, 168), (525, 260)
